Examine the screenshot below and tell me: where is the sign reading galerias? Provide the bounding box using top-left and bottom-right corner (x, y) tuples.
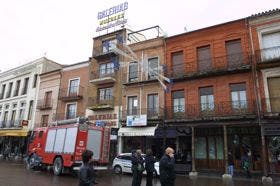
(96, 2), (128, 32)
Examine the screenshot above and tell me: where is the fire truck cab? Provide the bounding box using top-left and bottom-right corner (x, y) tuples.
(27, 117), (110, 175)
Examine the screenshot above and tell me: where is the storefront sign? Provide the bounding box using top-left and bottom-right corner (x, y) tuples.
(88, 113), (118, 127)
(127, 115), (147, 127)
(96, 2), (128, 32)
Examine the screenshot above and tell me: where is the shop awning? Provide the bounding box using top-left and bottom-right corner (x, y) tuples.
(118, 126), (157, 137)
(0, 129), (28, 137)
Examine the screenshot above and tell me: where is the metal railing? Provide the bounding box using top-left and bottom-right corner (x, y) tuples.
(166, 52), (251, 78)
(122, 70), (161, 84)
(52, 112), (84, 121)
(90, 68), (116, 80)
(88, 96), (115, 108)
(59, 86), (84, 101)
(255, 46), (280, 63)
(165, 100), (256, 120)
(92, 43), (118, 58)
(36, 99), (53, 110)
(261, 97), (280, 115)
(121, 107), (164, 120)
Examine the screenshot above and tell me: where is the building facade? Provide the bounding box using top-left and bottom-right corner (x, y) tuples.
(55, 61), (89, 121)
(118, 27), (166, 157)
(249, 9), (280, 175)
(165, 19), (261, 173)
(0, 57), (61, 156)
(35, 69), (62, 128)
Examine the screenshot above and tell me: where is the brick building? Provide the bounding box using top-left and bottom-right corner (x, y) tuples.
(118, 26), (166, 155)
(55, 61), (89, 121)
(249, 9), (280, 176)
(165, 19), (261, 174)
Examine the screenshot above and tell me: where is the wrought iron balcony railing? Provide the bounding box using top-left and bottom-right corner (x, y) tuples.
(255, 46), (280, 63)
(88, 96), (115, 110)
(122, 70), (160, 84)
(261, 97), (280, 115)
(166, 53), (251, 79)
(36, 99), (53, 110)
(52, 112), (84, 121)
(59, 86), (84, 101)
(121, 107), (164, 120)
(165, 100), (256, 120)
(89, 68), (116, 84)
(92, 43), (119, 59)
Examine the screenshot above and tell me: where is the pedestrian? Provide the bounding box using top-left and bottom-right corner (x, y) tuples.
(145, 149), (156, 186)
(79, 150), (97, 186)
(228, 151), (234, 176)
(241, 150), (251, 178)
(159, 147), (176, 186)
(131, 149), (144, 186)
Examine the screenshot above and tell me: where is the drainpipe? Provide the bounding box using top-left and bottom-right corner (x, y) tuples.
(247, 18), (268, 177)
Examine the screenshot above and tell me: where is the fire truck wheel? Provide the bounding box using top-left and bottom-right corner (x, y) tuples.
(53, 157), (63, 176)
(114, 165), (122, 174)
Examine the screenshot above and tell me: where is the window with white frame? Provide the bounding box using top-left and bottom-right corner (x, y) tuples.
(66, 103), (77, 119)
(172, 90), (185, 113)
(102, 39), (117, 53)
(199, 87), (214, 112)
(230, 83), (247, 110)
(99, 63), (114, 76)
(99, 87), (113, 100)
(261, 32), (280, 61)
(148, 57), (159, 80)
(68, 79), (79, 96)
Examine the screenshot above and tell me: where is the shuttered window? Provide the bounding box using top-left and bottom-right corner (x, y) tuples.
(267, 77), (280, 112)
(197, 45), (212, 71)
(171, 51), (184, 75)
(226, 39), (243, 67)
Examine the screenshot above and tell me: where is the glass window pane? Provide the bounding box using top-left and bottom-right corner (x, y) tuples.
(216, 136), (224, 160)
(195, 137), (207, 159)
(208, 137), (216, 159)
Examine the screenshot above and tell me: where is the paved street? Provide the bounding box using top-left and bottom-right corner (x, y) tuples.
(0, 161), (278, 186)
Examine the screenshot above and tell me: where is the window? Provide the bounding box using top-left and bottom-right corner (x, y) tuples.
(68, 79), (79, 96)
(226, 39), (243, 67)
(102, 39), (117, 53)
(44, 91), (52, 107)
(267, 77), (280, 112)
(99, 87), (113, 100)
(99, 63), (114, 76)
(10, 110), (16, 127)
(171, 51), (184, 75)
(127, 96), (138, 115)
(28, 100), (33, 120)
(3, 111), (9, 126)
(128, 62), (138, 82)
(6, 82), (13, 98)
(230, 83), (247, 111)
(66, 103), (77, 119)
(14, 80), (20, 97)
(0, 84), (6, 99)
(172, 90), (185, 115)
(199, 87), (214, 113)
(19, 108), (25, 119)
(148, 57), (159, 80)
(41, 115), (49, 127)
(261, 32), (280, 61)
(22, 77), (29, 95)
(147, 94), (158, 118)
(197, 45), (212, 71)
(33, 74), (38, 88)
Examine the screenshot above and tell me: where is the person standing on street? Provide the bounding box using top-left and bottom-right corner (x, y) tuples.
(145, 149), (156, 186)
(228, 151), (234, 176)
(159, 147), (176, 186)
(79, 150), (97, 186)
(131, 149), (144, 186)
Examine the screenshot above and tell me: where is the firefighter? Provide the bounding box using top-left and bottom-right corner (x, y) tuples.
(79, 149), (97, 186)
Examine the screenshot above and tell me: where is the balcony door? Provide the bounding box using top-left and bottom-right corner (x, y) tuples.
(127, 96), (138, 115)
(230, 83), (247, 114)
(267, 77), (280, 113)
(44, 91), (52, 107)
(226, 39), (243, 67)
(147, 94), (158, 118)
(68, 79), (79, 97)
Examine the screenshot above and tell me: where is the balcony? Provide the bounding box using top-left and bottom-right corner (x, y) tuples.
(92, 43), (119, 60)
(261, 97), (280, 117)
(121, 107), (164, 120)
(166, 53), (251, 80)
(36, 99), (53, 110)
(89, 69), (116, 85)
(165, 100), (256, 122)
(122, 70), (159, 85)
(88, 96), (114, 111)
(255, 46), (280, 67)
(52, 112), (84, 121)
(59, 86), (84, 101)
(0, 120), (21, 128)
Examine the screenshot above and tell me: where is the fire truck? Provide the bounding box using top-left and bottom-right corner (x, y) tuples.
(27, 117), (110, 176)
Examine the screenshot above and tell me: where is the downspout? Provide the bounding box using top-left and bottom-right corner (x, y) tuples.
(163, 36), (167, 147)
(247, 18), (267, 177)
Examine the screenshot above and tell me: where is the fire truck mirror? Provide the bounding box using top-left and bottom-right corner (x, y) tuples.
(79, 123), (88, 131)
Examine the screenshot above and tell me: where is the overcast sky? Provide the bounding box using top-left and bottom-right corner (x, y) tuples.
(0, 0), (279, 71)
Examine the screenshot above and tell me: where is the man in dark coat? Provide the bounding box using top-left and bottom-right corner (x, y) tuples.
(145, 149), (156, 186)
(79, 150), (97, 186)
(159, 147), (176, 186)
(131, 149), (144, 186)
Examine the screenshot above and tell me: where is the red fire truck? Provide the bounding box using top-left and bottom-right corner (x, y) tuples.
(27, 117), (110, 175)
